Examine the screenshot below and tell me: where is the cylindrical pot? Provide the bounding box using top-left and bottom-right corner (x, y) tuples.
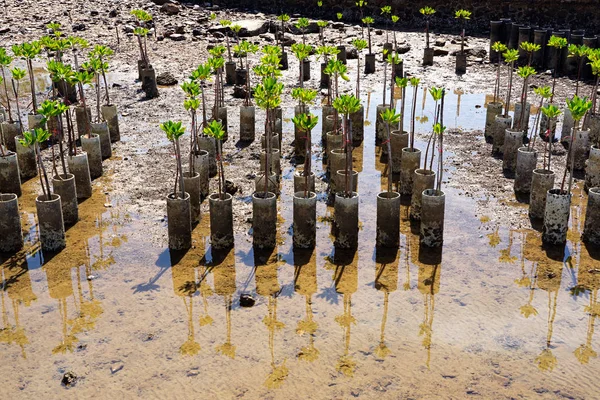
(393, 60), (403, 80)
(320, 62), (329, 88)
(193, 149), (210, 198)
(329, 148), (345, 190)
(141, 65), (159, 99)
(492, 115), (513, 154)
(455, 53), (467, 74)
(503, 129), (524, 172)
(400, 148), (421, 195)
(197, 136), (217, 177)
(36, 194), (66, 252)
(273, 106), (283, 140)
(539, 112), (557, 140)
(183, 172), (201, 223)
(255, 173), (279, 195)
(260, 148), (281, 177)
(376, 191), (401, 248)
(294, 104), (308, 156)
(334, 192), (359, 248)
(581, 36), (597, 81)
(293, 191), (317, 249)
(260, 134), (281, 151)
(335, 170), (358, 194)
(326, 132), (343, 164)
(529, 169), (555, 219)
(0, 193), (23, 252)
(240, 105), (255, 142)
(302, 59), (311, 81)
(542, 189), (571, 245)
(1, 121), (21, 152)
(28, 113), (45, 132)
(52, 174), (78, 226)
(0, 152), (22, 197)
(517, 26), (532, 65)
(532, 29), (547, 69)
(420, 189), (445, 248)
(350, 106), (364, 144)
(561, 109), (573, 140)
(485, 102), (503, 143)
(489, 21), (504, 63)
(410, 169), (436, 221)
(422, 48), (434, 66)
(364, 53), (376, 74)
(376, 104), (391, 145)
(582, 187), (600, 245)
(209, 192), (234, 249)
(15, 136), (37, 180)
(252, 192), (277, 249)
(67, 153), (93, 199)
(322, 105), (336, 142)
(513, 102), (531, 133)
(588, 113), (600, 146)
(235, 69), (247, 86)
(585, 145), (600, 191)
(225, 61), (236, 85)
(294, 170), (316, 193)
(391, 130), (408, 174)
(508, 23), (522, 49)
(280, 51), (289, 70)
(572, 129), (590, 171)
(75, 106), (91, 138)
(91, 122), (112, 160)
(337, 46), (347, 64)
(81, 134), (103, 179)
(514, 147), (538, 193)
(166, 192), (192, 250)
(323, 115), (341, 150)
(101, 104), (120, 143)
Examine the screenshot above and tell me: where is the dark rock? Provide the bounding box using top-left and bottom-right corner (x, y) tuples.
(375, 29), (383, 35)
(108, 9), (118, 18)
(239, 293), (256, 307)
(434, 47), (449, 56)
(151, 0), (171, 4)
(259, 33), (274, 42)
(175, 25), (185, 34)
(61, 372), (78, 387)
(0, 26), (9, 34)
(161, 3), (180, 15)
(169, 33), (185, 41)
(156, 72), (178, 86)
(90, 10), (99, 16)
(396, 44), (411, 54)
(192, 28), (202, 37)
(72, 23), (86, 32)
(225, 180), (239, 195)
(346, 48), (358, 60)
(434, 39), (446, 47)
(123, 24), (134, 33)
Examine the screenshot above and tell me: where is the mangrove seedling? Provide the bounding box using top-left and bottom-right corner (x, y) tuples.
(409, 77), (421, 150)
(516, 65), (536, 131)
(528, 86), (552, 149)
(560, 96), (592, 194)
(131, 9), (153, 67)
(46, 61), (77, 155)
(391, 15), (400, 51)
(291, 43), (312, 87)
(455, 9), (471, 56)
(568, 44), (591, 96)
(356, 0), (367, 36)
(501, 48), (519, 118)
(292, 112), (319, 197)
(423, 87), (444, 172)
(295, 17), (310, 45)
(491, 42), (508, 104)
(386, 52), (402, 107)
(539, 104), (561, 172)
(181, 80), (201, 174)
(317, 20), (328, 46)
(395, 76), (409, 134)
(9, 67), (26, 135)
(433, 97), (446, 195)
(190, 63), (212, 127)
(520, 41), (541, 67)
(0, 48), (14, 123)
(380, 108), (402, 192)
(351, 39), (367, 98)
(232, 40), (259, 104)
(68, 70), (94, 137)
(37, 99), (69, 177)
(203, 120), (227, 200)
(333, 94), (362, 196)
(547, 35), (568, 102)
(160, 120), (187, 199)
(380, 6), (392, 46)
(208, 51), (226, 118)
(589, 52), (600, 121)
(82, 57), (105, 123)
(419, 6), (436, 49)
(19, 128), (52, 200)
(89, 45), (114, 106)
(277, 14), (290, 52)
(219, 20), (234, 62)
(362, 17), (374, 54)
(12, 41), (42, 112)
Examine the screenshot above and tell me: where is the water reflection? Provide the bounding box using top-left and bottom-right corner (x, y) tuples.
(416, 246), (442, 369)
(170, 251), (200, 356)
(374, 248), (398, 359)
(294, 249), (319, 362)
(211, 248), (237, 359)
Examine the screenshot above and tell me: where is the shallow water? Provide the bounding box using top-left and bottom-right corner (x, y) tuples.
(1, 90), (599, 398)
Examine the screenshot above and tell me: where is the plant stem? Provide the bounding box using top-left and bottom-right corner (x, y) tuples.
(410, 84), (417, 150)
(1, 69), (13, 123)
(386, 122), (392, 193)
(175, 138), (185, 199)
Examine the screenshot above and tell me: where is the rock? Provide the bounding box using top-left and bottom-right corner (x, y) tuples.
(90, 10), (99, 16)
(72, 23), (86, 32)
(396, 44), (411, 54)
(375, 29), (383, 35)
(0, 26), (9, 34)
(192, 28), (202, 37)
(123, 25), (135, 34)
(168, 33), (185, 41)
(434, 47), (449, 56)
(156, 72), (178, 86)
(467, 46), (487, 58)
(151, 0), (171, 4)
(108, 9), (118, 18)
(240, 293), (255, 307)
(61, 372), (78, 387)
(225, 180), (239, 195)
(161, 3), (180, 15)
(346, 48), (358, 60)
(259, 33), (274, 42)
(236, 19), (269, 37)
(435, 39), (446, 47)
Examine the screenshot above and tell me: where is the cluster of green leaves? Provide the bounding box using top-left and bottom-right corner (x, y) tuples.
(316, 45), (339, 60)
(324, 59), (350, 81)
(362, 17), (374, 25)
(203, 119), (225, 141)
(19, 127), (51, 147)
(454, 9), (471, 20)
(131, 9), (152, 22)
(395, 76), (409, 88)
(352, 39), (368, 52)
(491, 41), (508, 54)
(517, 65), (536, 79)
(234, 40), (259, 58)
(254, 77), (284, 111)
(503, 49), (519, 63)
(380, 108), (401, 125)
(291, 87), (318, 105)
(160, 120), (186, 142)
(292, 113), (318, 132)
(37, 99), (68, 120)
(520, 41), (541, 54)
(541, 104), (561, 119)
(333, 94), (361, 115)
(429, 87), (443, 101)
(12, 41), (42, 60)
(295, 18), (310, 31)
(566, 95), (592, 121)
(534, 86), (552, 100)
(420, 6), (436, 16)
(291, 43), (313, 61)
(547, 35), (568, 49)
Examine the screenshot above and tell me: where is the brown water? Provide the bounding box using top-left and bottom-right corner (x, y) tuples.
(1, 91), (599, 398)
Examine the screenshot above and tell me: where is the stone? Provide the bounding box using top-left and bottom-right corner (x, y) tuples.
(434, 47), (449, 56)
(175, 25), (185, 34)
(108, 9), (118, 18)
(156, 72), (178, 86)
(396, 44), (411, 54)
(0, 26), (9, 34)
(61, 372), (78, 387)
(123, 24), (134, 33)
(72, 23), (86, 32)
(161, 3), (180, 15)
(151, 0), (171, 4)
(240, 293), (255, 307)
(434, 39), (446, 47)
(346, 48), (358, 59)
(168, 34), (185, 41)
(90, 10), (99, 16)
(236, 19), (269, 37)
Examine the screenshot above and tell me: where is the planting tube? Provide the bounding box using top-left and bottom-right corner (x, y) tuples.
(166, 192), (192, 250)
(532, 30), (547, 69)
(294, 170), (316, 193)
(503, 129), (524, 173)
(302, 60), (311, 82)
(261, 133), (281, 151)
(293, 191), (317, 249)
(376, 104), (391, 146)
(91, 122), (112, 160)
(400, 148), (421, 195)
(455, 54), (467, 75)
(1, 121), (21, 152)
(0, 152), (21, 197)
(485, 102), (503, 143)
(252, 192), (277, 249)
(255, 173), (279, 195)
(67, 153), (93, 199)
(335, 170), (358, 195)
(322, 105), (335, 143)
(517, 26), (532, 65)
(280, 51), (289, 70)
(376, 191), (401, 248)
(193, 149), (210, 198)
(36, 194), (66, 252)
(492, 115), (512, 154)
(218, 106), (228, 141)
(561, 108), (574, 141)
(235, 69), (247, 86)
(209, 193), (234, 249)
(336, 46), (347, 64)
(364, 53), (376, 74)
(197, 135), (217, 177)
(320, 62), (329, 89)
(75, 106), (91, 138)
(0, 193), (23, 252)
(391, 130), (408, 173)
(183, 172), (201, 223)
(334, 192), (359, 249)
(420, 189), (446, 248)
(225, 61), (236, 85)
(81, 134), (103, 179)
(260, 148), (281, 178)
(572, 129), (590, 171)
(28, 113), (46, 132)
(350, 105), (365, 144)
(141, 65), (159, 99)
(239, 105), (255, 142)
(542, 189), (571, 245)
(514, 147), (538, 193)
(410, 169), (435, 221)
(582, 187), (600, 245)
(585, 146), (600, 191)
(328, 148), (345, 189)
(581, 36), (598, 81)
(508, 23), (522, 49)
(294, 104), (308, 156)
(15, 136), (37, 180)
(489, 21), (504, 63)
(588, 113), (600, 146)
(52, 174), (78, 226)
(513, 102), (531, 133)
(393, 60), (404, 81)
(101, 104), (120, 143)
(422, 48), (434, 66)
(529, 169), (555, 219)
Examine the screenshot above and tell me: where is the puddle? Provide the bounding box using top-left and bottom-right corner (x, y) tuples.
(1, 89), (599, 398)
